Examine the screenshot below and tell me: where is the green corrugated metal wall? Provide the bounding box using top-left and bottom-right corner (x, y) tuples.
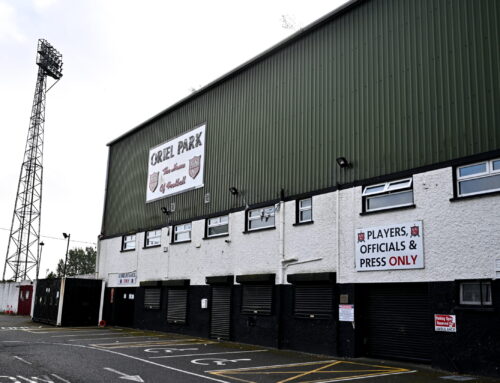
(102, 0), (500, 236)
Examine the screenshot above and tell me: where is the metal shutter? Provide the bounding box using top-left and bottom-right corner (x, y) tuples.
(210, 286), (231, 340)
(144, 288), (161, 310)
(242, 285), (272, 315)
(294, 285), (333, 319)
(365, 284), (431, 362)
(167, 289), (187, 324)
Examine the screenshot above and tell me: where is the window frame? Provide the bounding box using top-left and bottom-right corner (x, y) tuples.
(247, 206), (276, 232)
(144, 229), (162, 248)
(121, 234), (136, 251)
(172, 223), (192, 243)
(296, 198), (313, 224)
(362, 177), (414, 213)
(459, 280), (493, 306)
(206, 215), (229, 238)
(456, 158), (500, 197)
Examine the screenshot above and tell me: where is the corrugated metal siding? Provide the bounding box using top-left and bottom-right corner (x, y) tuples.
(103, 0), (500, 236)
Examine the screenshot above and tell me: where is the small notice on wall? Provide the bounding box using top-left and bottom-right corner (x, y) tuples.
(434, 314), (457, 332)
(355, 221), (424, 271)
(339, 304), (355, 322)
(118, 272), (137, 286)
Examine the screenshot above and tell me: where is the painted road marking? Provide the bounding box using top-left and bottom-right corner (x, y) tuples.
(145, 347), (199, 354)
(91, 339), (216, 349)
(193, 358), (252, 366)
(208, 360), (414, 383)
(50, 375), (71, 383)
(51, 342), (231, 383)
(150, 350), (268, 359)
(68, 336), (162, 342)
(0, 375), (72, 383)
(0, 327), (32, 331)
(13, 356), (32, 365)
(51, 332), (121, 338)
(103, 367), (144, 382)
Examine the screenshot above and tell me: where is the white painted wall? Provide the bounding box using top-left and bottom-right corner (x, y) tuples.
(98, 166), (500, 286)
(339, 167), (500, 283)
(0, 282), (20, 313)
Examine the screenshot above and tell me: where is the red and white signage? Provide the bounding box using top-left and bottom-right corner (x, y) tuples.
(434, 314), (457, 332)
(355, 221), (424, 271)
(146, 124), (206, 202)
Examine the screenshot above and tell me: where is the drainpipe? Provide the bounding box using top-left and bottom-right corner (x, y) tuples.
(336, 189), (341, 284)
(278, 199), (286, 284)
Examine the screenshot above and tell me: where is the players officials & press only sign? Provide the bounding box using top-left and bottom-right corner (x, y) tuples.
(355, 221), (424, 271)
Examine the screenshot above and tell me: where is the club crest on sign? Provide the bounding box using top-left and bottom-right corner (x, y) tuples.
(189, 156), (201, 179)
(149, 172), (159, 192)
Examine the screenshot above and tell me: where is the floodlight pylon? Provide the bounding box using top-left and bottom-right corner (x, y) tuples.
(2, 39), (63, 281)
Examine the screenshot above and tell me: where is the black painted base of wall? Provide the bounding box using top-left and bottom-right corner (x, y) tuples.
(102, 281), (500, 378)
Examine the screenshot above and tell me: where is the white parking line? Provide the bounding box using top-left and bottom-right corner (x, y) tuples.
(150, 350), (268, 359)
(13, 356), (32, 365)
(52, 332), (122, 338)
(69, 336), (162, 342)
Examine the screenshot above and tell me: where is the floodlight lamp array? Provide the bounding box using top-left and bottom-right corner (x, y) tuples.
(36, 39), (63, 80)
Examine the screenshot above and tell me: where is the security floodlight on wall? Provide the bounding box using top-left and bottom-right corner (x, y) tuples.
(161, 207), (171, 215)
(336, 157), (351, 168)
(229, 187), (239, 195)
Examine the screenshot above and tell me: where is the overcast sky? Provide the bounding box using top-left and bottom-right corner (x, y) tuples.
(0, 0), (347, 279)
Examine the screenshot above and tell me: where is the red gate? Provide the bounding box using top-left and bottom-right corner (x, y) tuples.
(18, 285), (33, 316)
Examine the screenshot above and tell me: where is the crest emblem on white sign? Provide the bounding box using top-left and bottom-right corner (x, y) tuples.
(189, 156), (201, 179)
(149, 172), (159, 192)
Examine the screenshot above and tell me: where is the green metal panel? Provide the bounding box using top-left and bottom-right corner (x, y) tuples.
(102, 0), (500, 236)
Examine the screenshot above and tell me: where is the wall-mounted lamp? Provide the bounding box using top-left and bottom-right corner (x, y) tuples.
(336, 157), (351, 168)
(229, 187), (239, 195)
(161, 207), (171, 215)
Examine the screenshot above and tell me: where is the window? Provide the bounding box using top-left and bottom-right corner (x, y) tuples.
(241, 285), (273, 315)
(294, 285), (333, 319)
(167, 289), (187, 323)
(206, 215), (229, 237)
(122, 234), (136, 251)
(173, 223), (191, 243)
(247, 206), (275, 231)
(145, 229), (161, 247)
(144, 288), (161, 310)
(362, 178), (413, 212)
(460, 281), (492, 306)
(297, 198), (312, 223)
(457, 159), (500, 197)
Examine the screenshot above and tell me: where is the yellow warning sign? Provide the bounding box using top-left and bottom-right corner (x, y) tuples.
(208, 359), (413, 383)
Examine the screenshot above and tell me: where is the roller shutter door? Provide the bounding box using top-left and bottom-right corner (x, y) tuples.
(210, 286), (231, 340)
(364, 284), (431, 362)
(167, 289), (187, 324)
(241, 285), (272, 315)
(144, 288), (161, 310)
(294, 285), (333, 319)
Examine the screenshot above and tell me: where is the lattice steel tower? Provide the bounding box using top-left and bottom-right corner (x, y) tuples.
(2, 39), (63, 281)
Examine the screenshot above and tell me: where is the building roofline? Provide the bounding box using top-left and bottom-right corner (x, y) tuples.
(107, 0), (361, 147)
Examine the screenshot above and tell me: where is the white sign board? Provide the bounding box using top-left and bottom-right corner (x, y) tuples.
(355, 221), (424, 271)
(146, 124), (206, 202)
(118, 272), (137, 286)
(339, 304), (355, 322)
(434, 314), (457, 332)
